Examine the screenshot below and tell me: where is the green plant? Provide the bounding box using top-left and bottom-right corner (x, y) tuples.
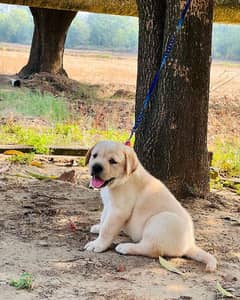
(0, 122), (130, 154)
(209, 138), (240, 193)
(210, 138), (240, 177)
(0, 90), (69, 122)
(78, 157), (86, 167)
(7, 153), (34, 165)
(9, 272), (33, 290)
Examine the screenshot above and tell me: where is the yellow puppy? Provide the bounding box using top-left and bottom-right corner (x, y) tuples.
(84, 141), (217, 271)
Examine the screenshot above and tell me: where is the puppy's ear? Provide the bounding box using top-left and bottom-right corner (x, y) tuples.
(85, 145), (95, 166)
(124, 146), (138, 176)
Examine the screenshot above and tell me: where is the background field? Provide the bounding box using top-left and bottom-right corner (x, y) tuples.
(0, 44), (240, 96)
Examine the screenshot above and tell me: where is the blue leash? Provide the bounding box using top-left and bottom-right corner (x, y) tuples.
(126, 0), (191, 145)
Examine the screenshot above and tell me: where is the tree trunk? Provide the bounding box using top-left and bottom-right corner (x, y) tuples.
(135, 0), (214, 198)
(19, 7), (77, 78)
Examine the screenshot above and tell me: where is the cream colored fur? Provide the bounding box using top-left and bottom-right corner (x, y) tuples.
(84, 141), (217, 271)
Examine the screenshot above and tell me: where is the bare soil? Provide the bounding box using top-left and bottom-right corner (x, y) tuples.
(0, 158), (239, 300)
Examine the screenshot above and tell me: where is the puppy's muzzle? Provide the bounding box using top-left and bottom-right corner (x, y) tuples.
(91, 163), (103, 176)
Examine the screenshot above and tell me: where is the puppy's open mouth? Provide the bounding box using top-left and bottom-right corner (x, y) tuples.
(90, 176), (115, 189)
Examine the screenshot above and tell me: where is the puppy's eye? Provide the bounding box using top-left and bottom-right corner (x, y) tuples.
(109, 158), (117, 164)
(92, 153), (97, 159)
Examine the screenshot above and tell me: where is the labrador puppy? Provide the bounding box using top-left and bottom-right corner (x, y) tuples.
(84, 141), (217, 271)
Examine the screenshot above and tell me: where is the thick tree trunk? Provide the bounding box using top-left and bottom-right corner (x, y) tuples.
(135, 0), (213, 198)
(19, 7), (77, 78)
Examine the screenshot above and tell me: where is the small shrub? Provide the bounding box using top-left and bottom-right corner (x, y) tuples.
(9, 272), (33, 290)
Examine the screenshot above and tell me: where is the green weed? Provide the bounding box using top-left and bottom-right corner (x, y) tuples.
(0, 122), (129, 154)
(209, 137), (240, 193)
(78, 157), (86, 167)
(0, 90), (69, 122)
(210, 138), (240, 177)
(7, 152), (34, 165)
(0, 123), (55, 154)
(9, 272), (33, 290)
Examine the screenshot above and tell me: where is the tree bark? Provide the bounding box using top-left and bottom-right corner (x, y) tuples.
(135, 0), (214, 198)
(18, 7), (77, 78)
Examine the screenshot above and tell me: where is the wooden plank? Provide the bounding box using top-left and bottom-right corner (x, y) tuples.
(0, 145), (89, 156)
(49, 146), (88, 156)
(0, 144), (34, 153)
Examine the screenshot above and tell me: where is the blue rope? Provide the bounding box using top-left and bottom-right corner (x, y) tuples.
(127, 0), (191, 142)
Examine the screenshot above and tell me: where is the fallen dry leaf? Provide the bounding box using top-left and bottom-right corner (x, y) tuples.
(26, 171), (57, 180)
(68, 219), (77, 232)
(57, 170), (76, 183)
(159, 256), (184, 276)
(3, 150), (24, 156)
(216, 281), (235, 298)
(30, 161), (44, 168)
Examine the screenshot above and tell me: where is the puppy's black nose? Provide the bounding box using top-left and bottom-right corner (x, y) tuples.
(92, 163), (103, 175)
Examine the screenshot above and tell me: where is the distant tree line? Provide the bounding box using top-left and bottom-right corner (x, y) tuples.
(0, 8), (138, 52)
(66, 13), (138, 51)
(0, 6), (239, 60)
(0, 8), (33, 44)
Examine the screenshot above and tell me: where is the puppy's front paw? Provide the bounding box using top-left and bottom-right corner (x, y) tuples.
(84, 238), (108, 253)
(90, 224), (101, 234)
(115, 243), (132, 255)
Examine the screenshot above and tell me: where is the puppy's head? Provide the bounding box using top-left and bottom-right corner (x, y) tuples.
(85, 141), (138, 189)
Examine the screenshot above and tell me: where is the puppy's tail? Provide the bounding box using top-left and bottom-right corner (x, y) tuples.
(185, 245), (217, 272)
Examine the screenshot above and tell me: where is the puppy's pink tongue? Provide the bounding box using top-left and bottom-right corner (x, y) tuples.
(91, 176), (105, 189)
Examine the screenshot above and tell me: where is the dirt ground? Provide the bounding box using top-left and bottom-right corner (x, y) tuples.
(0, 158), (239, 300)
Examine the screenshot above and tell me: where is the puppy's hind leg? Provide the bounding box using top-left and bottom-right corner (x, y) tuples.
(115, 241), (155, 257)
(116, 212), (191, 258)
(185, 246), (217, 272)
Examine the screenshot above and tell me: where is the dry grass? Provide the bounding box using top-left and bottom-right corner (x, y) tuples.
(0, 44), (239, 97)
(0, 45), (137, 96)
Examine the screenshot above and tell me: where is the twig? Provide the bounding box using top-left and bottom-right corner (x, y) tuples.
(51, 257), (82, 263)
(6, 173), (32, 179)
